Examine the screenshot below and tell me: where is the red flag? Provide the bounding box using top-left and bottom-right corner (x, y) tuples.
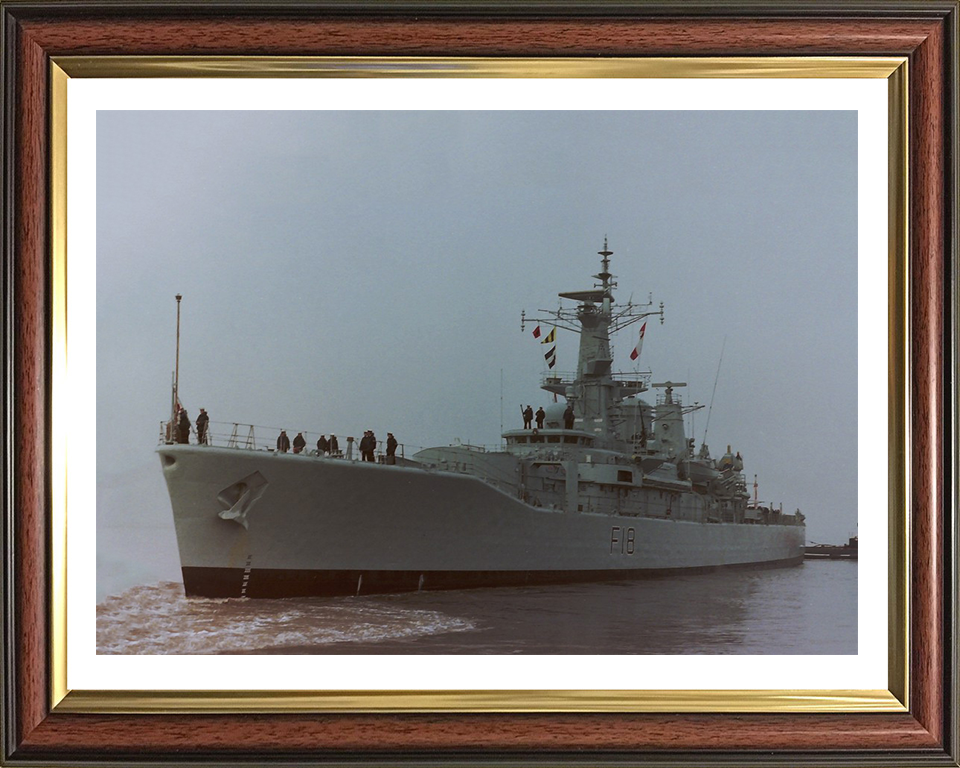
(532, 325), (541, 339)
(629, 322), (647, 361)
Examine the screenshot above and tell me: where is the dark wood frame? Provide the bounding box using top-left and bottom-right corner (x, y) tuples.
(2, 2), (957, 765)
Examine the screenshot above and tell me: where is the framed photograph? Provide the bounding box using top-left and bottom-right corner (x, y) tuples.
(2, 2), (957, 765)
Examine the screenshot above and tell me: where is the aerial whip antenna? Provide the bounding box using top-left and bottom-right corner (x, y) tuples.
(500, 368), (504, 447)
(701, 335), (726, 449)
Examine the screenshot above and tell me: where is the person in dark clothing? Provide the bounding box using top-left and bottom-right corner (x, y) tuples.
(277, 430), (290, 453)
(329, 434), (339, 456)
(535, 406), (545, 429)
(358, 431), (368, 460)
(317, 435), (329, 455)
(522, 405), (534, 429)
(563, 403), (575, 430)
(359, 431), (375, 462)
(195, 408), (209, 445)
(386, 432), (398, 464)
(293, 432), (306, 454)
(177, 409), (191, 444)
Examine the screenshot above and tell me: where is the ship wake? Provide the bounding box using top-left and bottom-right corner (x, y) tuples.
(96, 581), (477, 654)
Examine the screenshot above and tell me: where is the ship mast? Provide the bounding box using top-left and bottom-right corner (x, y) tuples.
(172, 293), (182, 426)
(596, 237), (613, 290)
(521, 239), (664, 447)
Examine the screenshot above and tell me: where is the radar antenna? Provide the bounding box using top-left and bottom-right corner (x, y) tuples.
(519, 239), (664, 337)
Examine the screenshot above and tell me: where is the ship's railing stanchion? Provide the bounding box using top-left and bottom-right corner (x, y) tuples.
(175, 420), (409, 459)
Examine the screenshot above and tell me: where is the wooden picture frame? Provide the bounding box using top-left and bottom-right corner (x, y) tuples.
(2, 2), (957, 765)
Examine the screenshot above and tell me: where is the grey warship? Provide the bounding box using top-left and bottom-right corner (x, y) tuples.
(159, 241), (806, 598)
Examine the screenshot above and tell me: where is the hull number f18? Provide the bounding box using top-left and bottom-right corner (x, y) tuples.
(611, 526), (636, 555)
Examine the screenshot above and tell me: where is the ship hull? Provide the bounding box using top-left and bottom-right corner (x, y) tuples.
(182, 557), (805, 598)
(159, 445), (806, 598)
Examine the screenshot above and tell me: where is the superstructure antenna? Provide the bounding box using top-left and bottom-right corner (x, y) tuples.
(596, 236), (614, 291)
(701, 335), (726, 449)
(500, 368), (504, 447)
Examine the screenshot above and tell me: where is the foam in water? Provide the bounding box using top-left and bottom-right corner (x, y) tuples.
(97, 582), (476, 654)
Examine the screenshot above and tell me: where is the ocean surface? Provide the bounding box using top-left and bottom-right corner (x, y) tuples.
(97, 560), (856, 655)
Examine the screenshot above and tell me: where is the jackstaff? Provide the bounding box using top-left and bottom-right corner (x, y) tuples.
(172, 293), (182, 426)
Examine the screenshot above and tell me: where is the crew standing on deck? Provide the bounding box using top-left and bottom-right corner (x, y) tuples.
(317, 434), (329, 455)
(293, 432), (306, 454)
(535, 406), (545, 429)
(329, 434), (339, 456)
(522, 404), (534, 429)
(195, 408), (209, 445)
(563, 403), (575, 430)
(359, 430), (375, 462)
(386, 432), (398, 464)
(177, 409), (191, 444)
(277, 430), (290, 453)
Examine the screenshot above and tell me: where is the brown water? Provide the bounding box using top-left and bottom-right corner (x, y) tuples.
(97, 560), (856, 655)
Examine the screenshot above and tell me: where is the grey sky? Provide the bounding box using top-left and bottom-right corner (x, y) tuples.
(97, 110), (857, 597)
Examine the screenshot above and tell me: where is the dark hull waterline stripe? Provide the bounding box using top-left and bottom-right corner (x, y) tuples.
(182, 557), (806, 599)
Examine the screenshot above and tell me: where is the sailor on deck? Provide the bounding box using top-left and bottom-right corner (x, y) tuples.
(360, 430), (376, 462)
(195, 408), (209, 445)
(522, 405), (534, 429)
(293, 432), (306, 454)
(177, 409), (191, 444)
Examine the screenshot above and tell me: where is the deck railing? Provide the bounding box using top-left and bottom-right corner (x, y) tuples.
(159, 419), (407, 462)
(541, 370), (652, 388)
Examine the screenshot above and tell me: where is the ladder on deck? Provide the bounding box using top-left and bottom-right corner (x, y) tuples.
(227, 423), (256, 450)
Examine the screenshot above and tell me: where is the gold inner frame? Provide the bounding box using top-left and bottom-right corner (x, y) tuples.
(49, 56), (909, 714)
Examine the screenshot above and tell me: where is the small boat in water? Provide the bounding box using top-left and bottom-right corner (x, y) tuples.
(804, 536), (858, 560)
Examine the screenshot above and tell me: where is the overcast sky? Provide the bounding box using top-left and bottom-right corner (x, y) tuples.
(97, 110), (858, 597)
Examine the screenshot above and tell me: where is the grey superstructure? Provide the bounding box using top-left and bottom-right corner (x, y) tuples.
(159, 241), (805, 598)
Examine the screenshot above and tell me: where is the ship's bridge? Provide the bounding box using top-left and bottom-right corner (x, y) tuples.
(540, 370), (652, 397)
(502, 428), (596, 448)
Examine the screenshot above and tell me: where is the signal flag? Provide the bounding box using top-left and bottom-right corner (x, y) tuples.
(544, 346), (557, 369)
(629, 322), (647, 361)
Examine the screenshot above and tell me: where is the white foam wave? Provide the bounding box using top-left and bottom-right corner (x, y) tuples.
(97, 582), (476, 655)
